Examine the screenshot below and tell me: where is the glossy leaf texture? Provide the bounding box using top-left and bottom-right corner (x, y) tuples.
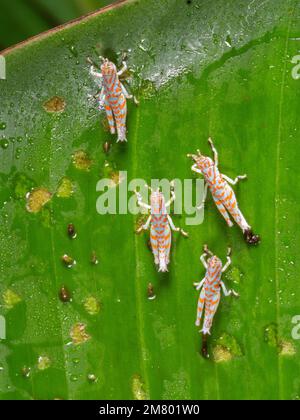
(0, 0), (300, 400)
(0, 0), (117, 49)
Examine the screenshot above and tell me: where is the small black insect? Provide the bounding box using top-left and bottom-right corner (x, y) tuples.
(68, 224), (77, 239)
(147, 283), (156, 300)
(59, 286), (71, 303)
(62, 254), (76, 268)
(91, 251), (99, 265)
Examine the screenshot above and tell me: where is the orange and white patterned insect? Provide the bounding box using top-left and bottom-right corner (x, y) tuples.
(90, 57), (136, 142)
(194, 245), (238, 358)
(135, 185), (188, 272)
(188, 138), (260, 245)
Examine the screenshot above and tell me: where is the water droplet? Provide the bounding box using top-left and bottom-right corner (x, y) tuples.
(69, 45), (78, 58)
(0, 122), (7, 130)
(0, 138), (9, 149)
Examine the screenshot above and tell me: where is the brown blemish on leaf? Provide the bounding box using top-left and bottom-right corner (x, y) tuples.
(43, 96), (66, 113)
(72, 150), (93, 171)
(70, 323), (90, 345)
(26, 188), (52, 213)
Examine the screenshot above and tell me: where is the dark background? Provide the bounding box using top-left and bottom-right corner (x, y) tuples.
(0, 0), (117, 50)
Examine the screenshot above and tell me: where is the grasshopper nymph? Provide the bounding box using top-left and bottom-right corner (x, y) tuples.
(194, 245), (239, 358)
(135, 185), (188, 273)
(188, 138), (260, 245)
(88, 56), (138, 142)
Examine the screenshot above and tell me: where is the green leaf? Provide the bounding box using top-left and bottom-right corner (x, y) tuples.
(0, 0), (300, 400)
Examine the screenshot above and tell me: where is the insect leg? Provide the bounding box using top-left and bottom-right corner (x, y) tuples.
(135, 191), (151, 210)
(200, 253), (208, 269)
(208, 137), (218, 166)
(113, 96), (127, 142)
(164, 225), (171, 266)
(212, 196), (234, 227)
(222, 174), (247, 185)
(104, 102), (116, 134)
(90, 65), (103, 79)
(150, 227), (159, 266)
(98, 88), (105, 110)
(191, 164), (203, 175)
(167, 215), (188, 237)
(223, 188), (250, 231)
(195, 288), (205, 327)
(136, 216), (152, 234)
(117, 61), (128, 76)
(197, 183), (208, 210)
(220, 281), (239, 298)
(121, 83), (132, 99)
(165, 190), (176, 209)
(121, 82), (139, 105)
(193, 278), (205, 291)
(222, 255), (232, 273)
(202, 294), (220, 335)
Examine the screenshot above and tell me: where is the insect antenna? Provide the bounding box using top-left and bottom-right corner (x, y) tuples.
(203, 244), (213, 257)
